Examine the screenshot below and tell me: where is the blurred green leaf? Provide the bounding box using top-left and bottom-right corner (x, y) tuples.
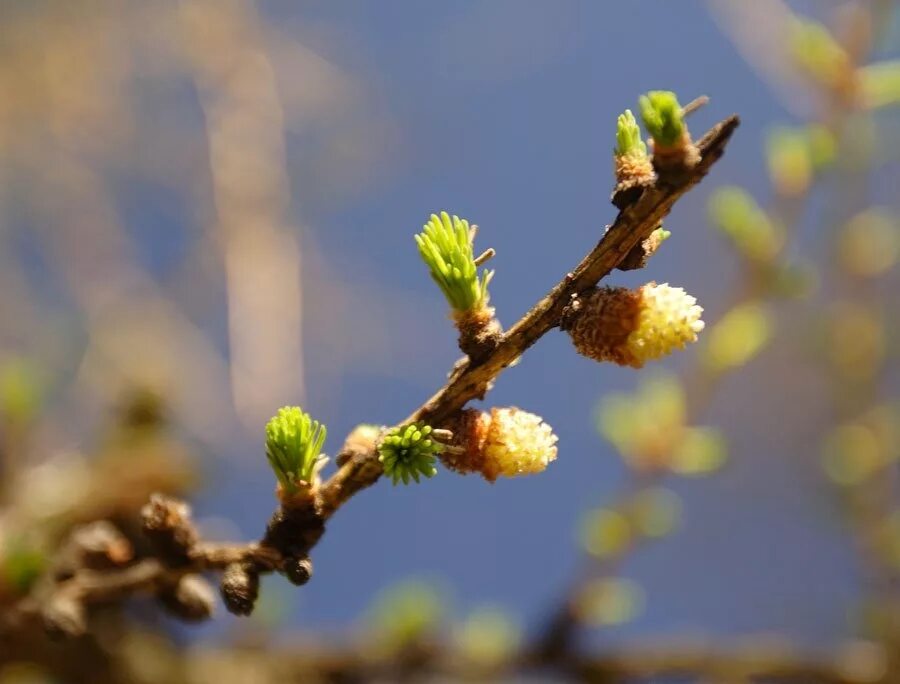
(805, 124), (836, 169)
(702, 303), (772, 372)
(0, 357), (43, 425)
(368, 580), (444, 650)
(766, 127), (813, 196)
(579, 508), (631, 558)
(837, 209), (899, 279)
(454, 607), (521, 669)
(630, 488), (682, 538)
(788, 15), (850, 89)
(768, 261), (818, 299)
(576, 577), (644, 627)
(822, 424), (883, 486)
(708, 187), (782, 261)
(858, 60), (900, 109)
(596, 375), (686, 471)
(2, 539), (46, 594)
(671, 428), (728, 476)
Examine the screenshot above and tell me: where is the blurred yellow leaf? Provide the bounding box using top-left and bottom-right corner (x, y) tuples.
(766, 127), (813, 196)
(596, 375), (686, 471)
(826, 304), (885, 382)
(576, 577), (644, 627)
(703, 303), (772, 371)
(708, 186), (782, 261)
(837, 210), (899, 279)
(0, 357), (43, 425)
(858, 60), (900, 109)
(630, 487), (682, 538)
(671, 427), (728, 476)
(367, 580), (444, 651)
(788, 15), (851, 90)
(578, 508), (631, 559)
(454, 607), (521, 669)
(822, 424), (883, 486)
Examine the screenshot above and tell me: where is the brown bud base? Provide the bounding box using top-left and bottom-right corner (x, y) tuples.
(651, 131), (701, 174)
(141, 494), (199, 566)
(454, 306), (503, 361)
(275, 482), (320, 511)
(262, 504), (326, 561)
(440, 409), (489, 477)
(561, 287), (644, 368)
(612, 154), (657, 209)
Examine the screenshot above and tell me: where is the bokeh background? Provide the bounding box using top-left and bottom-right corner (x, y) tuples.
(1, 0), (899, 670)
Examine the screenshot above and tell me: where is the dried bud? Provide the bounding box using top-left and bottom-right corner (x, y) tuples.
(55, 521), (133, 581)
(338, 423), (382, 466)
(443, 408), (558, 482)
(563, 283), (704, 368)
(69, 521), (133, 569)
(141, 494), (198, 565)
(220, 562), (259, 616)
(42, 594), (86, 639)
(160, 574), (216, 621)
(283, 556), (313, 586)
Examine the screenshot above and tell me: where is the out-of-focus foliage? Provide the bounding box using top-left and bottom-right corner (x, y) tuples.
(367, 580), (445, 653)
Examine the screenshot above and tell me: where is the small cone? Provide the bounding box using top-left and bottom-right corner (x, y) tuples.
(442, 408), (558, 482)
(564, 283), (704, 368)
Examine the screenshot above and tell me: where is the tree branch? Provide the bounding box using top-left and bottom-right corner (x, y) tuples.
(319, 114), (740, 513)
(7, 115), (740, 633)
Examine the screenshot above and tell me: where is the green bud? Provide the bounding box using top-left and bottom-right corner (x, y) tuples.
(264, 406), (328, 494)
(638, 91), (685, 148)
(650, 226), (671, 243)
(415, 212), (494, 314)
(378, 422), (442, 485)
(615, 109), (647, 158)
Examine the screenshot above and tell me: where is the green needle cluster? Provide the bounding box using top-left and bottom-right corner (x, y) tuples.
(615, 109), (648, 158)
(265, 406), (328, 494)
(415, 212), (493, 314)
(638, 91), (686, 148)
(378, 422), (443, 485)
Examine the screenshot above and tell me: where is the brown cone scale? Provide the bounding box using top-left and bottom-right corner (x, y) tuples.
(562, 287), (644, 368)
